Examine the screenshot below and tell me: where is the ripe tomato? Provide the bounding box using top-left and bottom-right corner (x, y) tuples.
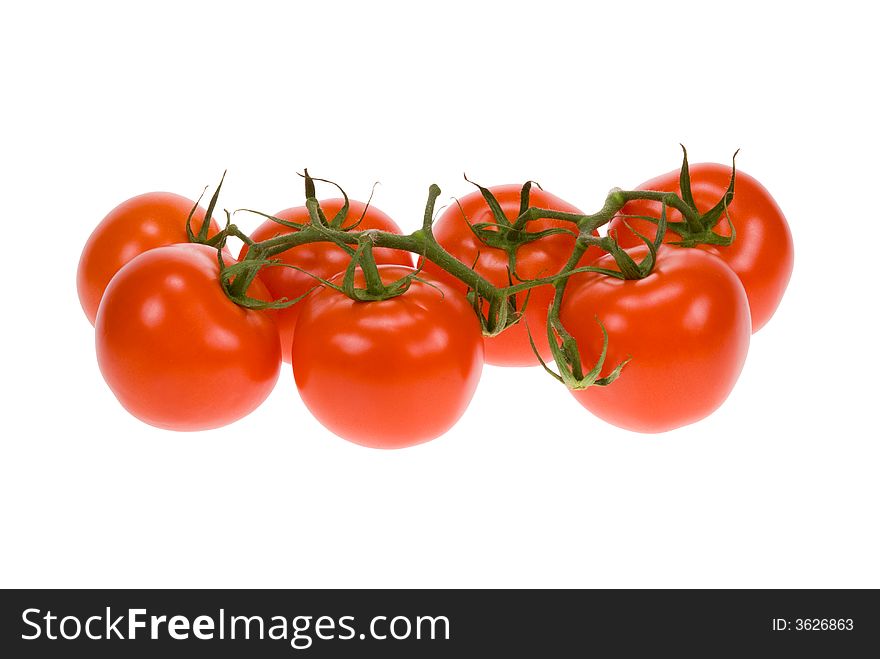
(421, 184), (602, 366)
(560, 246), (750, 433)
(95, 244), (281, 431)
(78, 192), (219, 325)
(292, 265), (484, 448)
(608, 164), (793, 332)
(241, 199), (412, 362)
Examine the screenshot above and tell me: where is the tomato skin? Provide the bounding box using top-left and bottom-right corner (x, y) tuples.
(95, 244), (281, 431)
(560, 246), (750, 433)
(421, 185), (602, 366)
(78, 192), (219, 325)
(608, 164), (793, 332)
(292, 265), (484, 448)
(241, 199), (412, 363)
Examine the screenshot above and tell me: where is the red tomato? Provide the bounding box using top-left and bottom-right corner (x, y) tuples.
(292, 265), (484, 448)
(560, 246), (750, 433)
(241, 199), (412, 363)
(608, 164), (793, 332)
(95, 244), (281, 431)
(421, 184), (602, 366)
(78, 192), (219, 325)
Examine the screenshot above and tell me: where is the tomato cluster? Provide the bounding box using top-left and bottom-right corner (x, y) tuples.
(78, 154), (793, 446)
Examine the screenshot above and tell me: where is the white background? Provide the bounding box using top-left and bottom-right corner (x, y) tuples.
(2, 1), (877, 588)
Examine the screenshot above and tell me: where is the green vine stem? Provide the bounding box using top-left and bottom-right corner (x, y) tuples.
(204, 155), (738, 390)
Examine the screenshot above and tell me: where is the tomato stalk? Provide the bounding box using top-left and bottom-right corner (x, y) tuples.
(223, 183), (665, 310)
(226, 181), (631, 306)
(209, 157), (738, 390)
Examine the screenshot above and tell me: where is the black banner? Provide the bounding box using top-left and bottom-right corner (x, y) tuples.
(1, 589), (876, 656)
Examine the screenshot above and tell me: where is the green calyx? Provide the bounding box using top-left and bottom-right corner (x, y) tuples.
(460, 177), (579, 281)
(339, 233), (426, 303)
(538, 315), (630, 391)
(526, 239), (631, 391)
(186, 170), (230, 248)
(595, 198), (669, 280)
(660, 145), (738, 248)
(465, 287), (528, 339)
